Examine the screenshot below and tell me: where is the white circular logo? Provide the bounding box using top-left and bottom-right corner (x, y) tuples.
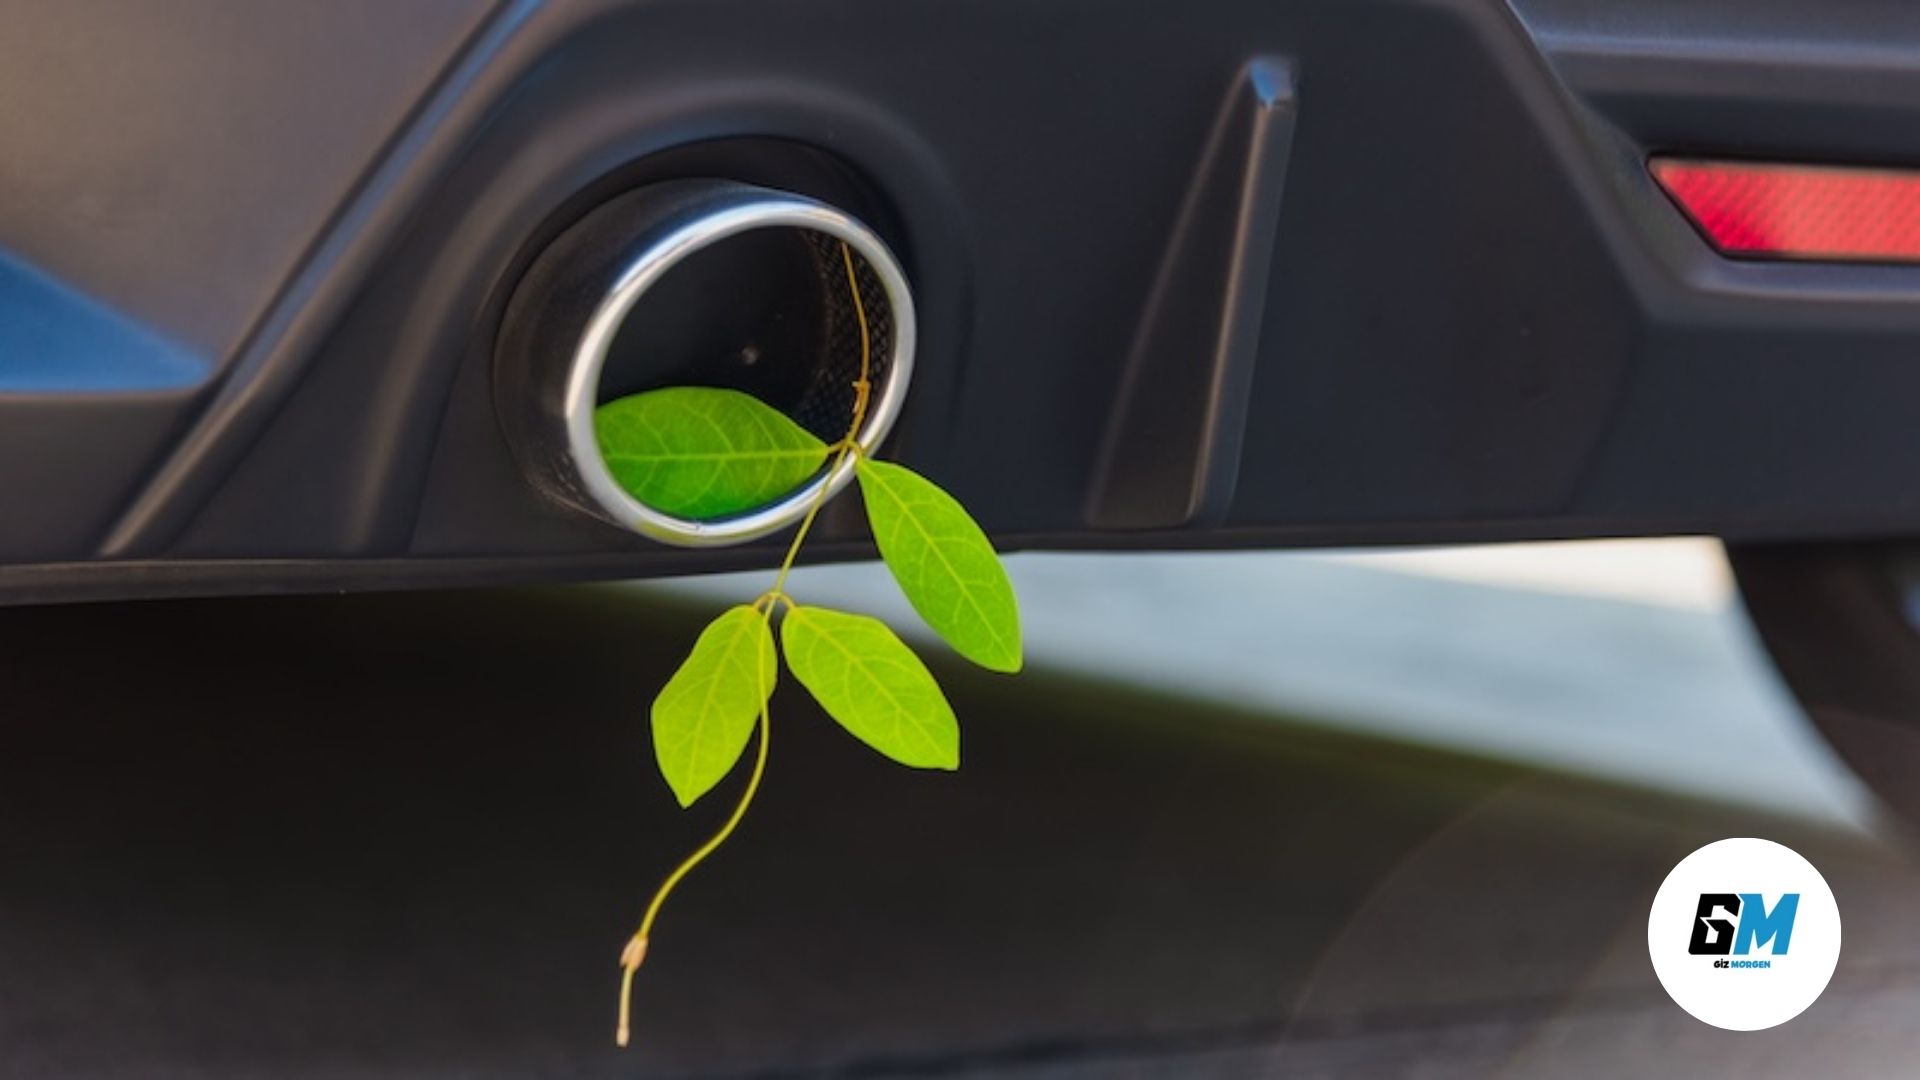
(1647, 837), (1841, 1030)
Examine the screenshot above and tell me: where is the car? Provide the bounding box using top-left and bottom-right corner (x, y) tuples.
(4, 0), (1919, 1074)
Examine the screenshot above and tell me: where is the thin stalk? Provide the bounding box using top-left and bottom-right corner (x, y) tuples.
(769, 241), (875, 599)
(616, 240), (875, 1046)
(617, 673), (769, 1047)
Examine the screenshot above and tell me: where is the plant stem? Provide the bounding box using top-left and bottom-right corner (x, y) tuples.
(617, 678), (770, 1046)
(616, 240), (876, 1047)
(769, 241), (875, 599)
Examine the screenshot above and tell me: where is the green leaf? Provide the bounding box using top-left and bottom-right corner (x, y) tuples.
(595, 387), (830, 519)
(780, 605), (958, 770)
(651, 605), (775, 807)
(855, 458), (1022, 673)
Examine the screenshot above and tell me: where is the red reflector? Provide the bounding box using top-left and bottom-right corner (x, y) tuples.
(1651, 158), (1920, 263)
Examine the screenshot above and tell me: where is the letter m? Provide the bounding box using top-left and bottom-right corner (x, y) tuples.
(1733, 893), (1800, 955)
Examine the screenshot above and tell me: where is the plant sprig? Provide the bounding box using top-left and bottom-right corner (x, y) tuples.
(594, 242), (1021, 1047)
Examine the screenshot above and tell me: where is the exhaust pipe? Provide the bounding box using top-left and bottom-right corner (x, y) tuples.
(495, 181), (916, 546)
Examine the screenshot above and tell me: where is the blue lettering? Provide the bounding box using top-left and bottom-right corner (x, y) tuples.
(1733, 893), (1799, 955)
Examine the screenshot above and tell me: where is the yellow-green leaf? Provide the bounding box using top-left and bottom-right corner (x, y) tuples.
(855, 459), (1022, 673)
(780, 605), (958, 769)
(651, 605), (775, 807)
(595, 387), (829, 519)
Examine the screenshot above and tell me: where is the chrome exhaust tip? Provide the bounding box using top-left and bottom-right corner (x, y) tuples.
(496, 181), (915, 547)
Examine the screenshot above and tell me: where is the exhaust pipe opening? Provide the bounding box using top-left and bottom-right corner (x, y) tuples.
(496, 181), (916, 547)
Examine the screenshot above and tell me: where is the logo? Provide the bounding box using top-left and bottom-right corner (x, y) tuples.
(1686, 892), (1798, 962)
(1648, 838), (1840, 1030)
